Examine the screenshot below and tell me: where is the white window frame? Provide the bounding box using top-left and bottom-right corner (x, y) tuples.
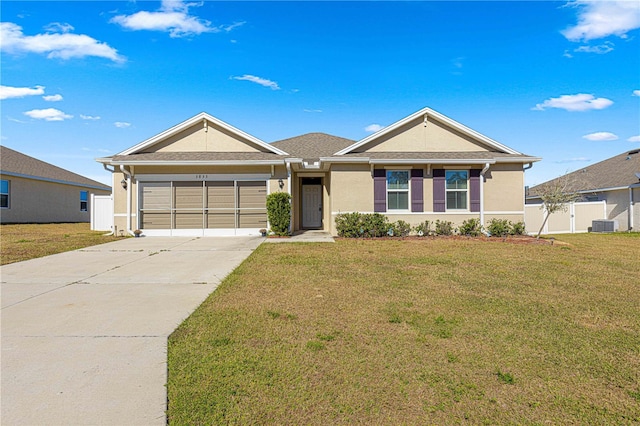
(1, 179), (9, 209)
(445, 170), (469, 211)
(386, 170), (410, 211)
(80, 190), (88, 212)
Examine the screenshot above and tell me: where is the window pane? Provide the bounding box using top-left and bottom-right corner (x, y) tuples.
(1, 194), (8, 208)
(387, 171), (409, 190)
(0, 180), (8, 194)
(80, 191), (88, 201)
(446, 191), (467, 210)
(388, 191), (408, 210)
(80, 201), (88, 212)
(446, 171), (468, 190)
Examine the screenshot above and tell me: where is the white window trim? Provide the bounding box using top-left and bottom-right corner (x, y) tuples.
(80, 190), (88, 212)
(0, 179), (9, 209)
(386, 170), (411, 212)
(445, 169), (469, 212)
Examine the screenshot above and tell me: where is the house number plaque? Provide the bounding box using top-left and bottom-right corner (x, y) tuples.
(195, 174), (208, 180)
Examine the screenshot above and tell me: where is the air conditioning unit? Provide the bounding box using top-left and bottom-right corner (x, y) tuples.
(592, 220), (618, 233)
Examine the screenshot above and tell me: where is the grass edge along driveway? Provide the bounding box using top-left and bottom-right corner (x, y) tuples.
(168, 233), (640, 425)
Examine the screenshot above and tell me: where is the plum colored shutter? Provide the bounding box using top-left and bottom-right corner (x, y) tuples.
(470, 169), (481, 212)
(433, 169), (446, 212)
(373, 169), (387, 212)
(411, 169), (424, 212)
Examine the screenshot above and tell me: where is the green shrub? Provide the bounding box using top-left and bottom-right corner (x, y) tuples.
(435, 220), (455, 236)
(459, 218), (482, 236)
(413, 220), (433, 237)
(335, 212), (389, 238)
(391, 220), (411, 237)
(361, 213), (389, 237)
(486, 218), (511, 237)
(266, 192), (291, 236)
(335, 212), (362, 238)
(510, 221), (527, 235)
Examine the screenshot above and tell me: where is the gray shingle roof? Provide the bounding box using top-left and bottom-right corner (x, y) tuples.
(339, 151), (538, 161)
(271, 133), (355, 159)
(109, 151), (286, 163)
(528, 149), (640, 196)
(1, 145), (111, 190)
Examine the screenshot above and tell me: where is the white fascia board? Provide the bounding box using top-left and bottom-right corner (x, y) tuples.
(369, 158), (497, 165)
(117, 112), (289, 156)
(494, 156), (542, 163)
(108, 159), (286, 166)
(576, 185), (630, 193)
(319, 157), (370, 163)
(335, 107), (521, 156)
(284, 158), (304, 164)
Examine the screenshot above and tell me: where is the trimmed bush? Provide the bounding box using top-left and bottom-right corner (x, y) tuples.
(486, 218), (511, 237)
(510, 221), (527, 235)
(391, 220), (411, 237)
(459, 218), (482, 237)
(413, 220), (433, 237)
(266, 192), (291, 236)
(435, 220), (455, 236)
(335, 213), (389, 238)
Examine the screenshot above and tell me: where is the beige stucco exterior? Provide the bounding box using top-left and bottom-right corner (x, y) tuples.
(102, 110), (536, 236)
(363, 116), (489, 153)
(146, 121), (268, 153)
(0, 175), (110, 224)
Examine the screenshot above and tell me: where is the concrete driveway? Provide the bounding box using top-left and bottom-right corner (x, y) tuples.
(1, 236), (263, 425)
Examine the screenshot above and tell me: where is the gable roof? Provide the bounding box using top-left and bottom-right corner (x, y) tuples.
(335, 107), (522, 156)
(117, 112), (289, 156)
(271, 133), (355, 159)
(528, 149), (640, 197)
(1, 145), (111, 191)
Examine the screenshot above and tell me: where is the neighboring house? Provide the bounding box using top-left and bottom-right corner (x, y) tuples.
(526, 149), (640, 231)
(96, 107), (539, 236)
(0, 146), (111, 224)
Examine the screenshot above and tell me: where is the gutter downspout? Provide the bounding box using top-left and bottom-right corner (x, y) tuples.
(480, 163), (490, 231)
(630, 187), (634, 231)
(523, 162), (533, 171)
(120, 165), (134, 236)
(286, 162), (292, 234)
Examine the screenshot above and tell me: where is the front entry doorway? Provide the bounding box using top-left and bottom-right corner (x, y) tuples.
(301, 178), (322, 229)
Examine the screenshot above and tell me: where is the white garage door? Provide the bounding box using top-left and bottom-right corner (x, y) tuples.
(139, 180), (267, 236)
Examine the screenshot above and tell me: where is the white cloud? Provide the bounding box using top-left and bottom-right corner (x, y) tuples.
(562, 0), (640, 42)
(232, 74), (280, 90)
(628, 135), (640, 142)
(633, 90), (640, 96)
(80, 114), (101, 120)
(43, 94), (63, 102)
(573, 41), (614, 54)
(0, 85), (45, 100)
(114, 121), (131, 128)
(44, 22), (74, 33)
(582, 131), (619, 141)
(554, 157), (591, 163)
(365, 124), (383, 132)
(563, 50), (573, 58)
(0, 22), (125, 63)
(23, 108), (73, 121)
(532, 93), (613, 111)
(303, 109), (322, 113)
(111, 0), (242, 38)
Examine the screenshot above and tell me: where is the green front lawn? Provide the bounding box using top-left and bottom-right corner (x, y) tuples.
(168, 234), (640, 424)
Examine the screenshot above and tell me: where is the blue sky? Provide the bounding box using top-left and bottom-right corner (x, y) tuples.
(1, 0), (639, 186)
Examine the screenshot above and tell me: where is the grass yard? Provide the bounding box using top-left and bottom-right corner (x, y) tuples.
(1, 223), (121, 265)
(168, 234), (640, 425)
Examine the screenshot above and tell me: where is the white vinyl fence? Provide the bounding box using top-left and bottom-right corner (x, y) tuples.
(90, 194), (113, 232)
(525, 201), (606, 235)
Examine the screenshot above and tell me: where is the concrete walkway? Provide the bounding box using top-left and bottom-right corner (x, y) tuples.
(1, 236), (263, 425)
(264, 230), (335, 243)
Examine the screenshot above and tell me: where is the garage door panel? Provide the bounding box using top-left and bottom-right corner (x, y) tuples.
(174, 182), (203, 209)
(141, 212), (171, 229)
(207, 211), (235, 229)
(207, 182), (234, 209)
(141, 182), (171, 209)
(238, 210), (267, 228)
(174, 212), (203, 229)
(238, 181), (267, 209)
